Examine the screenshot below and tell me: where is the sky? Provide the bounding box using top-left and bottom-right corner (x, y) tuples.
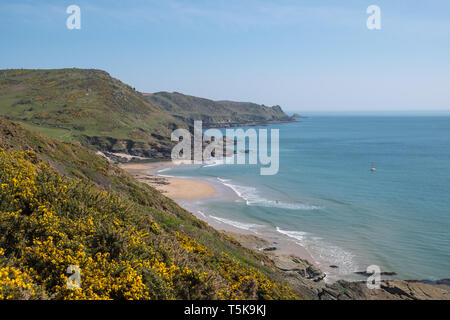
(1, 0), (449, 112)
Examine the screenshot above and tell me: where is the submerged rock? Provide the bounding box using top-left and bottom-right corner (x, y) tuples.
(354, 271), (398, 277)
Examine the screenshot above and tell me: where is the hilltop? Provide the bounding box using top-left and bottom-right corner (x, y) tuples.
(144, 91), (295, 128)
(0, 69), (185, 159)
(0, 69), (296, 161)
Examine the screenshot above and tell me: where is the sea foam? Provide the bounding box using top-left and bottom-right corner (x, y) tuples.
(210, 215), (262, 232)
(217, 178), (320, 210)
(276, 227), (358, 277)
(202, 159), (225, 168)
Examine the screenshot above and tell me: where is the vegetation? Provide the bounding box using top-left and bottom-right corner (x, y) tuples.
(0, 117), (299, 300)
(0, 69), (185, 159)
(0, 69), (294, 159)
(144, 91), (294, 128)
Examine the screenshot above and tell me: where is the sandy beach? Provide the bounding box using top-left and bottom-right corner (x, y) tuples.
(119, 162), (217, 199)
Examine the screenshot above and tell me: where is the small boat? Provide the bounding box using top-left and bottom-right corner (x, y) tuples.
(370, 162), (376, 172)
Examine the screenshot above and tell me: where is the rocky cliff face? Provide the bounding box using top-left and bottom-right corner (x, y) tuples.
(273, 255), (450, 300)
(144, 91), (296, 128)
(0, 69), (296, 159)
(0, 69), (185, 159)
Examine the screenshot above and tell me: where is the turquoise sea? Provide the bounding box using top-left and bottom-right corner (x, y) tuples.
(164, 115), (450, 281)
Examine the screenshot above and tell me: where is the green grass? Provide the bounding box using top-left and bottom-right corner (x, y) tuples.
(0, 69), (186, 158)
(16, 122), (72, 140)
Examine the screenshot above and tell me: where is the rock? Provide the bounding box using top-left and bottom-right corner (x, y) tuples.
(220, 231), (450, 300)
(273, 255), (324, 280)
(275, 259), (449, 300)
(313, 274), (326, 282)
(437, 279), (450, 286)
(381, 272), (397, 276)
(317, 280), (450, 300)
(354, 271), (397, 277)
(262, 247), (277, 251)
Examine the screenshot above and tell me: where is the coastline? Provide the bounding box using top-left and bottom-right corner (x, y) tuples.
(119, 161), (217, 199)
(116, 117), (450, 285)
(119, 160), (450, 299)
(120, 161), (324, 279)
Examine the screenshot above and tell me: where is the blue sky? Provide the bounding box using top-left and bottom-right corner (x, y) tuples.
(1, 0), (449, 111)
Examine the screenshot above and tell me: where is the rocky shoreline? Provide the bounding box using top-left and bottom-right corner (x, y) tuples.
(224, 231), (450, 300)
(202, 118), (297, 128)
(119, 161), (450, 300)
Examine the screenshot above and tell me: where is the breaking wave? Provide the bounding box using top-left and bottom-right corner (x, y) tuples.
(210, 215), (262, 232)
(217, 178), (320, 210)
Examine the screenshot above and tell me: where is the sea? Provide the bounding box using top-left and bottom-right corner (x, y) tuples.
(160, 113), (450, 282)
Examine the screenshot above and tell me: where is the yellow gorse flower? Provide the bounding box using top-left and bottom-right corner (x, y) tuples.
(0, 148), (296, 300)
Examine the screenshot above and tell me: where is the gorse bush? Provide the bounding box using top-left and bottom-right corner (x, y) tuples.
(0, 149), (163, 299)
(0, 149), (297, 300)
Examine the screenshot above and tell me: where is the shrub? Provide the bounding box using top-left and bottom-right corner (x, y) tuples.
(0, 148), (297, 300)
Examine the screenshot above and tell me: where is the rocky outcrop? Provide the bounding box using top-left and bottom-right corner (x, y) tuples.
(144, 91), (297, 128)
(273, 258), (450, 300)
(272, 255), (324, 281)
(270, 255), (328, 299)
(272, 255), (450, 300)
(222, 230), (450, 300)
(273, 255), (450, 300)
(318, 280), (450, 300)
(79, 135), (173, 160)
(291, 113), (305, 119)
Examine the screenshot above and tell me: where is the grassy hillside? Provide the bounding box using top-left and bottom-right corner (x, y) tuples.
(0, 117), (299, 300)
(144, 91), (295, 128)
(0, 69), (294, 159)
(0, 69), (185, 159)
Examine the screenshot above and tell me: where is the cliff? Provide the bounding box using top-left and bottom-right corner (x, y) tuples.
(144, 91), (296, 128)
(0, 69), (185, 159)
